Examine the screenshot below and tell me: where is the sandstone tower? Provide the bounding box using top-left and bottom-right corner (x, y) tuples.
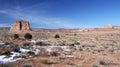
(10, 20), (31, 33)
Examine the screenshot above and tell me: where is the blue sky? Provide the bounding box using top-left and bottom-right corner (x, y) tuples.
(0, 0), (120, 28)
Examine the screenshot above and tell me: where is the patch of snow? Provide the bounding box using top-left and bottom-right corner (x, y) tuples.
(0, 45), (42, 63)
(0, 52), (23, 63)
(32, 45), (39, 49)
(41, 40), (48, 42)
(29, 56), (32, 58)
(46, 48), (52, 52)
(32, 49), (40, 55)
(45, 46), (57, 52)
(75, 45), (80, 50)
(20, 47), (40, 55)
(11, 52), (20, 56)
(65, 55), (75, 58)
(20, 48), (30, 52)
(36, 39), (41, 42)
(31, 40), (36, 43)
(61, 46), (70, 51)
(0, 55), (8, 63)
(0, 43), (5, 45)
(0, 45), (72, 63)
(44, 46), (70, 52)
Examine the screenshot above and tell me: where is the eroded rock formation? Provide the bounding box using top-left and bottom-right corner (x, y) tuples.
(10, 20), (31, 33)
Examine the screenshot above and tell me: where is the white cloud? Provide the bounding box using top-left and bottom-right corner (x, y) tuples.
(0, 23), (8, 27)
(0, 3), (81, 28)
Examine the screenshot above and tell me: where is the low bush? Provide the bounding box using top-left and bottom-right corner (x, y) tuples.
(23, 42), (30, 46)
(22, 64), (32, 67)
(50, 52), (59, 56)
(1, 50), (12, 56)
(92, 63), (98, 67)
(27, 51), (35, 55)
(54, 34), (60, 38)
(14, 48), (21, 53)
(14, 34), (19, 39)
(41, 59), (49, 64)
(10, 44), (20, 52)
(4, 42), (9, 45)
(99, 60), (107, 65)
(22, 42), (31, 49)
(36, 41), (42, 46)
(0, 63), (13, 67)
(24, 33), (32, 39)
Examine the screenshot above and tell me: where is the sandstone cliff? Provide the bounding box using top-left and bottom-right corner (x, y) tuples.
(9, 20), (31, 33)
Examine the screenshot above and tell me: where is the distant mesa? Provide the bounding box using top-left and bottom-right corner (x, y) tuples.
(9, 20), (31, 33)
(8, 20), (120, 34)
(103, 24), (120, 29)
(103, 24), (113, 28)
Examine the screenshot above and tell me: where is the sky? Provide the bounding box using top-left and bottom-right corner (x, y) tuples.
(0, 0), (120, 28)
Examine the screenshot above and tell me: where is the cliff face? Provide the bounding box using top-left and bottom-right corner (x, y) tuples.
(9, 20), (31, 33)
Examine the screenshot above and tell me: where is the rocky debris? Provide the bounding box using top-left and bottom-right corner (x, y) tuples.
(24, 39), (120, 57)
(0, 38), (120, 67)
(92, 57), (119, 67)
(9, 20), (31, 33)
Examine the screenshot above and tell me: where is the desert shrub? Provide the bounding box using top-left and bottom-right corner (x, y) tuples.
(4, 42), (13, 45)
(66, 61), (74, 65)
(41, 59), (49, 64)
(22, 42), (31, 49)
(9, 44), (20, 52)
(14, 48), (21, 53)
(23, 42), (30, 46)
(50, 52), (59, 56)
(0, 63), (13, 67)
(24, 33), (32, 39)
(4, 42), (9, 45)
(54, 34), (60, 38)
(59, 43), (65, 46)
(9, 42), (14, 44)
(27, 51), (35, 55)
(22, 64), (32, 67)
(14, 34), (19, 39)
(92, 63), (98, 67)
(74, 41), (80, 45)
(13, 46), (20, 53)
(1, 50), (12, 56)
(69, 44), (74, 46)
(79, 48), (83, 51)
(99, 60), (107, 65)
(74, 33), (77, 36)
(36, 41), (42, 46)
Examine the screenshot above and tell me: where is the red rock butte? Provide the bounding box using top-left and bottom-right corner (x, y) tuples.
(9, 20), (31, 33)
